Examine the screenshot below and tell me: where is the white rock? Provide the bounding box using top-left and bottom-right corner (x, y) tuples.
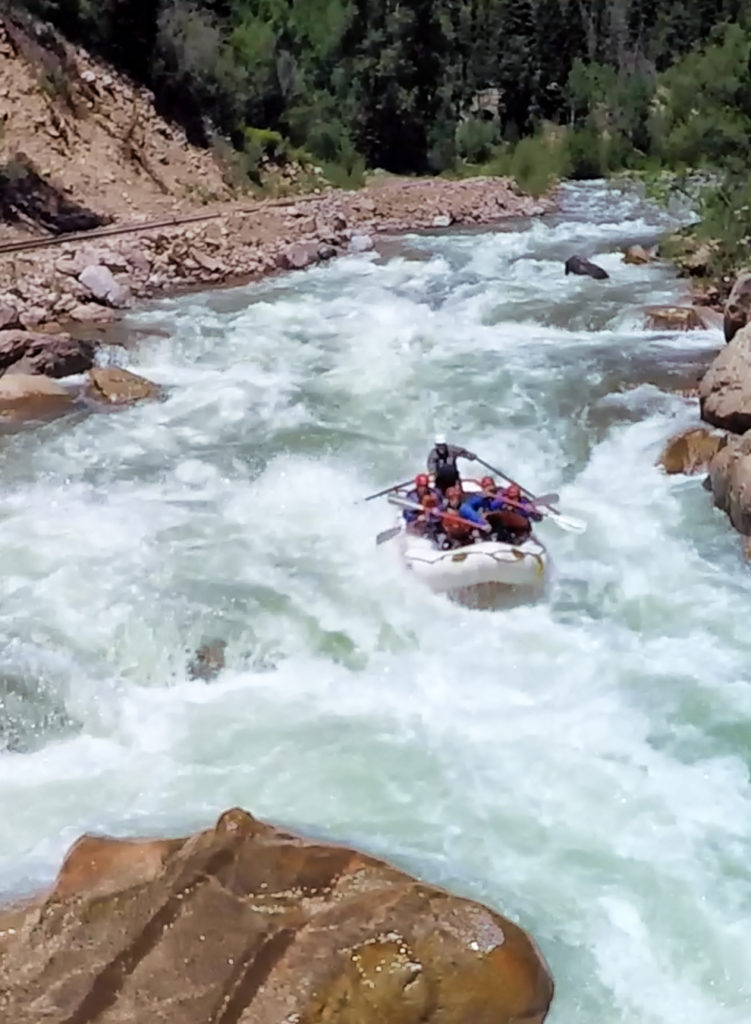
(348, 233), (375, 254)
(78, 265), (131, 308)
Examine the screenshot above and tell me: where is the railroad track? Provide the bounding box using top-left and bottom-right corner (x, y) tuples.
(0, 192), (328, 257)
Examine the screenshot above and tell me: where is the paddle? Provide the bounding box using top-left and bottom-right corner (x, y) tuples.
(376, 525), (402, 546)
(475, 457), (586, 534)
(361, 479), (414, 503)
(387, 496), (491, 534)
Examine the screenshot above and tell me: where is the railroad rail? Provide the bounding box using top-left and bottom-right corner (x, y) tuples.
(0, 193), (328, 257)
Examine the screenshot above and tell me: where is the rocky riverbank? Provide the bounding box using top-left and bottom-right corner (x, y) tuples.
(0, 176), (551, 355)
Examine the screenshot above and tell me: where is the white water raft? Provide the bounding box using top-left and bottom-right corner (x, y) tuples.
(397, 530), (548, 593)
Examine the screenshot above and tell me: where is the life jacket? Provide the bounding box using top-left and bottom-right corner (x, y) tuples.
(442, 509), (474, 541)
(486, 508), (530, 535)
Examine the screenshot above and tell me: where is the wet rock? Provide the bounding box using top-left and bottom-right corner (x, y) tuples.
(317, 242), (339, 261)
(644, 305), (707, 331)
(78, 264), (131, 308)
(708, 431), (751, 536)
(0, 808), (554, 1024)
(188, 639), (227, 681)
(348, 232), (375, 254)
(0, 373), (72, 418)
(700, 324), (751, 434)
(657, 427), (727, 475)
(281, 240), (320, 270)
(623, 244), (656, 265)
(564, 254), (609, 280)
(87, 366), (160, 404)
(723, 271), (751, 343)
(67, 302), (118, 324)
(0, 331), (94, 377)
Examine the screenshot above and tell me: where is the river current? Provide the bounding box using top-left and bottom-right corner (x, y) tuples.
(1, 182), (749, 1023)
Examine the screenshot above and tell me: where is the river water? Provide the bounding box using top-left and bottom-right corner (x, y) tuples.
(1, 182), (749, 1023)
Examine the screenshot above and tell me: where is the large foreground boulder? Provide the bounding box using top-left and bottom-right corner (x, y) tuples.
(723, 271), (751, 342)
(700, 323), (751, 433)
(0, 808), (554, 1024)
(708, 431), (751, 537)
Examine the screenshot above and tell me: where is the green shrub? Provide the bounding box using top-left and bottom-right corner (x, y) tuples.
(455, 118), (498, 164)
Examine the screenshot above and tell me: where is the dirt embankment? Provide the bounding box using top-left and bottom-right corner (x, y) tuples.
(0, 12), (551, 339)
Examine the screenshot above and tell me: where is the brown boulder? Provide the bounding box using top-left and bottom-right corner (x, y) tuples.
(623, 244), (656, 265)
(644, 305), (706, 331)
(657, 427), (727, 475)
(87, 366), (160, 404)
(0, 808), (554, 1024)
(700, 324), (751, 434)
(708, 431), (751, 536)
(723, 271), (751, 343)
(0, 373), (72, 419)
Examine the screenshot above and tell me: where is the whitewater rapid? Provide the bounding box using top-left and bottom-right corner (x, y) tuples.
(1, 182), (749, 1023)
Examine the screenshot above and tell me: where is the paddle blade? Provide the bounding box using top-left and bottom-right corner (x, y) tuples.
(376, 526), (402, 545)
(544, 510), (587, 533)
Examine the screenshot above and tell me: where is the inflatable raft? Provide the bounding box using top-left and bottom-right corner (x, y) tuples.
(397, 529), (548, 593)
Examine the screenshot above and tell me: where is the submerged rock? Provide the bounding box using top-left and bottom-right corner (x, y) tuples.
(0, 808), (554, 1024)
(87, 366), (160, 404)
(700, 324), (751, 434)
(657, 426), (727, 475)
(188, 638), (226, 680)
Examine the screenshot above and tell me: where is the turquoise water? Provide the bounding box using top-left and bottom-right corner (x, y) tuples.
(1, 182), (749, 1023)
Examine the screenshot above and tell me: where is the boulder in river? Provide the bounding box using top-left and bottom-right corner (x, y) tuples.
(700, 324), (751, 434)
(622, 244), (656, 265)
(87, 366), (160, 405)
(723, 271), (751, 343)
(0, 807), (554, 1024)
(0, 330), (95, 377)
(657, 426), (727, 475)
(0, 373), (72, 419)
(708, 430), (751, 537)
(644, 305), (707, 331)
(564, 254), (609, 280)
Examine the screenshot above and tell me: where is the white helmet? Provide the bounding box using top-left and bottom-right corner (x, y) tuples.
(435, 433), (446, 445)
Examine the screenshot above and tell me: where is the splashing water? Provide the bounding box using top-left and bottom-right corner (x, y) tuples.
(1, 182), (749, 1024)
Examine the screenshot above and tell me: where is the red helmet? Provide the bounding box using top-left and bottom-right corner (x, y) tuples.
(480, 476), (495, 489)
(507, 484), (521, 499)
(415, 473), (429, 488)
